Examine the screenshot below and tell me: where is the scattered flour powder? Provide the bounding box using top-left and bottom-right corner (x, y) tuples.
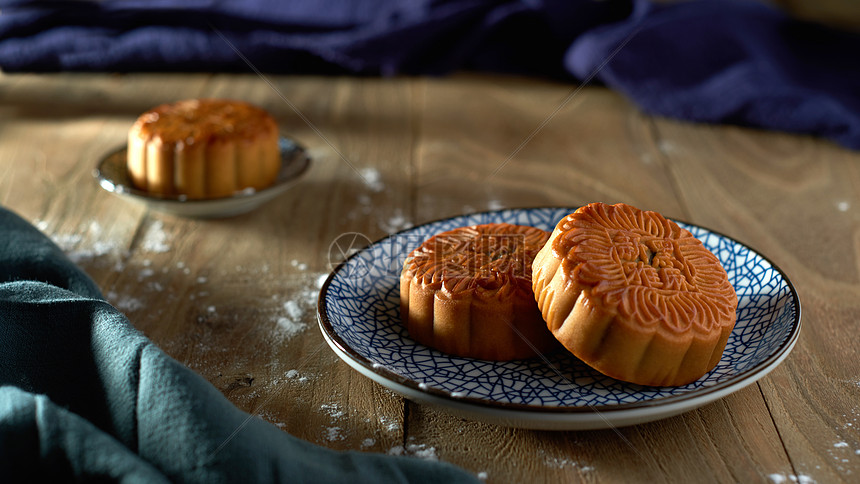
(275, 316), (306, 338)
(767, 474), (816, 484)
(359, 167), (385, 192)
(273, 297), (310, 339)
(284, 369), (311, 383)
(39, 220), (125, 265)
(270, 271), (325, 340)
(535, 447), (593, 471)
(321, 402), (346, 420)
(378, 415), (400, 433)
(387, 444), (438, 461)
(284, 300), (303, 320)
(105, 290), (145, 312)
(140, 220), (170, 253)
(487, 199), (505, 211)
(290, 259), (308, 271)
(347, 167), (416, 232)
(325, 427), (345, 442)
(379, 208), (412, 233)
(540, 452), (594, 472)
(37, 219), (172, 313)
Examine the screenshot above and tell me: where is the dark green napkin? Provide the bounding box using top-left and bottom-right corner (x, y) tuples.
(0, 207), (479, 483)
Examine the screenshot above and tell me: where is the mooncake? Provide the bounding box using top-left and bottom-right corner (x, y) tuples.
(532, 202), (738, 386)
(400, 223), (558, 361)
(127, 99), (281, 199)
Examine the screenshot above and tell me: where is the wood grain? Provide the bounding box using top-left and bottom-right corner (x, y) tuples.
(1, 71), (858, 483)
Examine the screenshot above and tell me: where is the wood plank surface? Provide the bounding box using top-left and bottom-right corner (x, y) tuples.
(1, 71), (858, 483)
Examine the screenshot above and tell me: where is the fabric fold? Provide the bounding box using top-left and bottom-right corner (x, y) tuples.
(565, 0), (860, 149)
(0, 206), (478, 483)
(2, 0), (859, 149)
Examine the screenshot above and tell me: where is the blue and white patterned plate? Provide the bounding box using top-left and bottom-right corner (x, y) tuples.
(317, 208), (801, 430)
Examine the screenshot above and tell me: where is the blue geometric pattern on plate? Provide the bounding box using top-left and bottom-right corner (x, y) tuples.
(320, 208), (800, 409)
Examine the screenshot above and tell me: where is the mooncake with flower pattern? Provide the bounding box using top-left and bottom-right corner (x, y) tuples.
(532, 202), (738, 386)
(127, 99), (281, 199)
(400, 223), (558, 361)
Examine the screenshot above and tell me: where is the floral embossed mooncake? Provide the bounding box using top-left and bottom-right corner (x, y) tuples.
(532, 202), (738, 386)
(127, 99), (281, 199)
(400, 223), (559, 361)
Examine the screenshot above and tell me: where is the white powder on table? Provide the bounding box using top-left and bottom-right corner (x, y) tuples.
(284, 300), (303, 320)
(141, 220), (170, 253)
(380, 208), (412, 233)
(45, 231), (82, 249)
(275, 317), (306, 338)
(768, 474), (816, 484)
(543, 456), (592, 471)
(269, 272), (327, 340)
(387, 443), (438, 461)
(325, 427), (345, 441)
(658, 140), (678, 154)
(378, 415), (400, 432)
(105, 291), (145, 312)
(317, 273), (328, 288)
(321, 402), (345, 420)
(360, 167), (385, 192)
(290, 259), (308, 271)
(40, 220), (125, 265)
(538, 448), (594, 472)
(283, 369), (312, 384)
(406, 444), (438, 461)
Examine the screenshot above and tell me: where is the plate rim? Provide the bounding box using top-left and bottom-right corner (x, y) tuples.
(93, 136), (311, 207)
(317, 207), (802, 423)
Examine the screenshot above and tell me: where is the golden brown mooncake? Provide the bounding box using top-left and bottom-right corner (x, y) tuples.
(400, 223), (559, 361)
(532, 202), (738, 386)
(127, 99), (281, 199)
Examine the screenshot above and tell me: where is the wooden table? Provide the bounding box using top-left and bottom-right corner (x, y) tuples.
(1, 71), (857, 483)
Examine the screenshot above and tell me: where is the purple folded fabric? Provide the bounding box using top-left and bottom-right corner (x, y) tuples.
(567, 0), (860, 150)
(1, 0), (859, 149)
(0, 0), (629, 77)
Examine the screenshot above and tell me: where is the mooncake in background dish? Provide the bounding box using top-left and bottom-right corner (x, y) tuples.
(127, 99), (281, 199)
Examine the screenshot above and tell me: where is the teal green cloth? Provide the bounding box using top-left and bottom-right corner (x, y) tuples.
(0, 207), (479, 483)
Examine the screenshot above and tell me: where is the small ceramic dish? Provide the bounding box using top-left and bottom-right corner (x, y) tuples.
(317, 207), (801, 430)
(94, 137), (310, 218)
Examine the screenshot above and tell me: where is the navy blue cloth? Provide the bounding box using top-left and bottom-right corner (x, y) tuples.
(567, 0), (860, 150)
(0, 0), (631, 78)
(1, 0), (860, 150)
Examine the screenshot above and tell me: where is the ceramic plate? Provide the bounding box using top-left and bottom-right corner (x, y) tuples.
(94, 137), (310, 218)
(317, 208), (801, 430)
